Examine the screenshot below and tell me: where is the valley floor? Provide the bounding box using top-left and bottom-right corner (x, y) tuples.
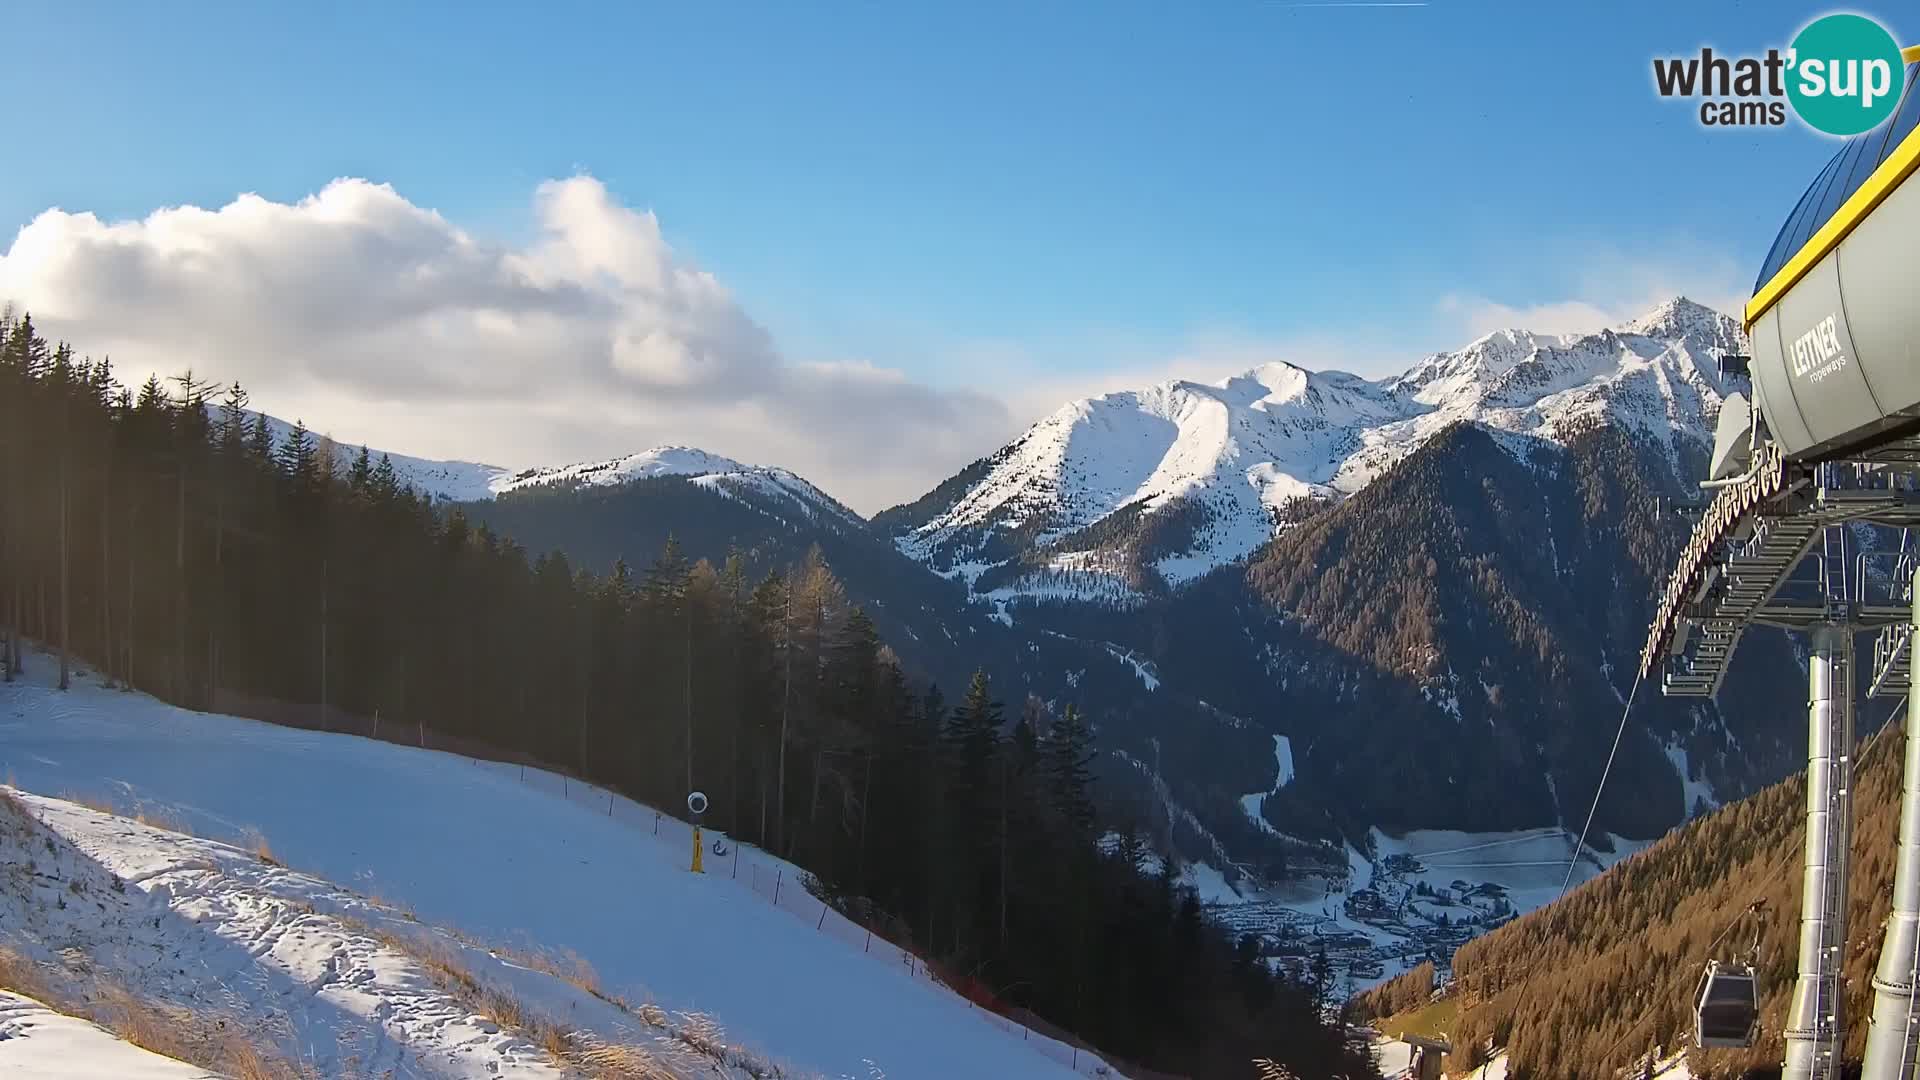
(1204, 826), (1649, 995)
(0, 653), (1094, 1079)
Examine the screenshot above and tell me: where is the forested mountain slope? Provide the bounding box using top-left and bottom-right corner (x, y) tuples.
(1027, 421), (1806, 848)
(0, 312), (1373, 1080)
(1439, 702), (1906, 1080)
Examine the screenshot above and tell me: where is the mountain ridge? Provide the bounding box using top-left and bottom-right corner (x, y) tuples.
(231, 295), (1816, 1004)
(880, 296), (1745, 607)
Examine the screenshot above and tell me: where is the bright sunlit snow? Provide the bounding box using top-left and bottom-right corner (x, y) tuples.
(0, 656), (1090, 1080)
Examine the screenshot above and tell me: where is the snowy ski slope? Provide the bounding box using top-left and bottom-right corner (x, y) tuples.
(0, 655), (1096, 1080)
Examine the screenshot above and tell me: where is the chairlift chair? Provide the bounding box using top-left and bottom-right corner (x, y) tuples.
(1694, 960), (1759, 1048)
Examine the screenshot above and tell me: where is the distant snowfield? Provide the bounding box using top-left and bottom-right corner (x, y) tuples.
(0, 656), (1088, 1080)
(1366, 826), (1651, 918)
(1191, 822), (1650, 997)
(1193, 824), (1643, 918)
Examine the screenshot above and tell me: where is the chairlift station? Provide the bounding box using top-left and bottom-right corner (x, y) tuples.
(1639, 49), (1920, 1080)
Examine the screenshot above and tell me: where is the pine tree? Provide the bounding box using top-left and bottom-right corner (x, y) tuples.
(218, 382), (249, 451)
(1048, 703), (1097, 843)
(945, 669), (1003, 955)
(349, 445), (374, 495)
(247, 413), (274, 461)
(371, 453), (399, 503)
(276, 420), (315, 487)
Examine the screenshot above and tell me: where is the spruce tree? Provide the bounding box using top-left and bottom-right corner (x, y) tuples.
(1048, 703), (1097, 843)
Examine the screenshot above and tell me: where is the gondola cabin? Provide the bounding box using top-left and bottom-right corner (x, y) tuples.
(1694, 961), (1759, 1049)
(1399, 1034), (1449, 1080)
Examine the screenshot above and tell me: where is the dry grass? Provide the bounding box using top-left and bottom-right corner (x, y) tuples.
(360, 891), (419, 922)
(54, 791), (190, 837)
(0, 945), (316, 1079)
(345, 919), (723, 1078)
(58, 791), (124, 818)
(0, 799), (315, 1078)
(0, 944), (52, 1000)
(497, 943), (604, 998)
(572, 1041), (687, 1079)
(244, 828), (282, 867)
(135, 806), (190, 834)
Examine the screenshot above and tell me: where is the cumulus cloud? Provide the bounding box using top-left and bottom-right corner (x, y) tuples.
(0, 179), (1757, 515)
(0, 176), (1015, 514)
(1436, 248), (1749, 341)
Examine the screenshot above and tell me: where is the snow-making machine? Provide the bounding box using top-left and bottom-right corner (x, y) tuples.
(1640, 47), (1920, 1080)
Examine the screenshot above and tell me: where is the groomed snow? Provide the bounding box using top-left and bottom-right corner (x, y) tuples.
(0, 656), (1091, 1080)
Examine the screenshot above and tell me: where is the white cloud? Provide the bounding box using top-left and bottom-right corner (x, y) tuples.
(956, 327), (1418, 431)
(0, 177), (1013, 514)
(0, 179), (1754, 517)
(1436, 249), (1748, 341)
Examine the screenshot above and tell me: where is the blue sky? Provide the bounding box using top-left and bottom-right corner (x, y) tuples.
(0, 1), (1903, 506)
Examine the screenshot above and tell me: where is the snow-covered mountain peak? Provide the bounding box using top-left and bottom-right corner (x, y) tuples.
(495, 445), (752, 492)
(1621, 295), (1739, 342)
(890, 297), (1747, 605)
(496, 445), (860, 523)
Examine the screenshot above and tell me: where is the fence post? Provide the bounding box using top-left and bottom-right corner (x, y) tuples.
(864, 929), (871, 953)
(816, 905), (828, 931)
(774, 869), (783, 905)
(608, 792), (613, 816)
(732, 844), (740, 879)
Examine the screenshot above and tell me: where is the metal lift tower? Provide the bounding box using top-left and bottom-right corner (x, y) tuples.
(1641, 47), (1920, 1080)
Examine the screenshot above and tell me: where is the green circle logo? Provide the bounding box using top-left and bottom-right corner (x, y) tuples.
(1787, 14), (1906, 136)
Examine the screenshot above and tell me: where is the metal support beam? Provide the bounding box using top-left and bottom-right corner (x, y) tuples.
(1785, 624), (1856, 1080)
(1863, 565), (1920, 1080)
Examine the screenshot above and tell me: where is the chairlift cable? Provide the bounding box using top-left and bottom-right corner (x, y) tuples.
(1592, 698), (1905, 1070)
(1596, 898), (1768, 1070)
(1486, 669), (1644, 1074)
(1556, 667), (1645, 903)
